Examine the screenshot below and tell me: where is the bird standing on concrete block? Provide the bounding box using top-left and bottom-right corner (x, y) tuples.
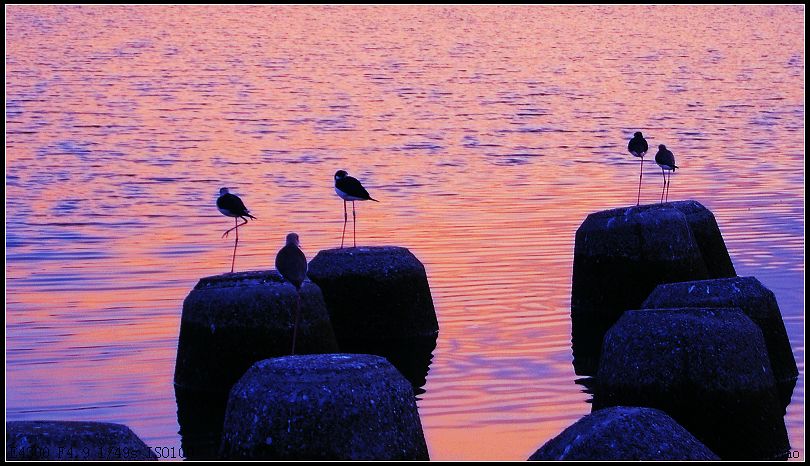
(655, 145), (678, 203)
(275, 232), (308, 354)
(217, 187), (257, 273)
(334, 170), (379, 248)
(628, 131), (649, 205)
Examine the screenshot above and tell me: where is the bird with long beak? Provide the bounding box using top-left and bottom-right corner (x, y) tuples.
(217, 187), (256, 273)
(334, 170), (379, 248)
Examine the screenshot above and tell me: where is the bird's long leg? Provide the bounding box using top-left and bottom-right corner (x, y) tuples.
(637, 155), (644, 206)
(222, 218), (249, 238)
(352, 201), (356, 248)
(291, 289), (301, 355)
(660, 167), (666, 204)
(665, 171), (672, 203)
(341, 200), (347, 248)
(231, 218), (238, 273)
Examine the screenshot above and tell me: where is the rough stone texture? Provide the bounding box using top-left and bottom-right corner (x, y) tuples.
(307, 246), (439, 387)
(669, 200), (736, 278)
(307, 247), (439, 341)
(642, 276), (798, 408)
(594, 308), (790, 460)
(174, 270), (339, 392)
(6, 421), (157, 461)
(571, 202), (712, 375)
(528, 406), (719, 461)
(219, 354), (429, 460)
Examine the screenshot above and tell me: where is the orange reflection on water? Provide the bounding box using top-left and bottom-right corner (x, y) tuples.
(6, 4), (804, 460)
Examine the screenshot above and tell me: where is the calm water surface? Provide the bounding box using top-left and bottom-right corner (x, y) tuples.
(6, 5), (804, 460)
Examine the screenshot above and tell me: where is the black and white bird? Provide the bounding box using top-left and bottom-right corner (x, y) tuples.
(217, 187), (256, 273)
(654, 145), (678, 203)
(628, 131), (649, 205)
(334, 170), (379, 248)
(275, 232), (308, 355)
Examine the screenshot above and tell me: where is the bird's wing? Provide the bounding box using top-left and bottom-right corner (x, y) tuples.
(341, 176), (372, 199)
(224, 193), (250, 214)
(276, 246), (308, 285)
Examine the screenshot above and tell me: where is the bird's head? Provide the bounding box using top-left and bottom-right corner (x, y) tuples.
(219, 187), (230, 196)
(659, 144), (667, 150)
(634, 131), (643, 138)
(334, 170), (348, 180)
(286, 232), (301, 247)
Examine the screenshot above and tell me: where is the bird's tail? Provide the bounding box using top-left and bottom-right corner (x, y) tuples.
(368, 197), (380, 202)
(246, 213), (257, 220)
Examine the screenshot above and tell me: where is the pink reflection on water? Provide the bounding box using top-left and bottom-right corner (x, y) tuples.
(6, 4), (804, 460)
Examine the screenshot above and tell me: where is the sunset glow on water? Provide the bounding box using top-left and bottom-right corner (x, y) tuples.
(6, 5), (804, 460)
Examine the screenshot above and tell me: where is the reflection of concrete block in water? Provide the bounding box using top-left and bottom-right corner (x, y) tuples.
(571, 202), (716, 375)
(643, 276), (797, 408)
(594, 308), (789, 460)
(220, 354), (429, 460)
(174, 270), (338, 392)
(6, 421), (157, 461)
(528, 406), (718, 460)
(174, 386), (230, 460)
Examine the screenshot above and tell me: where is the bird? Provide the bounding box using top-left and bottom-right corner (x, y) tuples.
(217, 187), (256, 273)
(628, 131), (649, 205)
(654, 145), (678, 203)
(334, 170), (379, 248)
(275, 232), (308, 355)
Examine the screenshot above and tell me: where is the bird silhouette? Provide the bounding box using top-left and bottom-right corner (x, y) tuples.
(275, 232), (308, 354)
(217, 187), (256, 273)
(334, 170), (379, 248)
(654, 145), (678, 203)
(628, 131), (649, 205)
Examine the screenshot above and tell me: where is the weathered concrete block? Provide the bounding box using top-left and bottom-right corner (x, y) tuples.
(528, 406), (719, 460)
(174, 270), (338, 392)
(6, 421), (157, 461)
(307, 246), (439, 388)
(220, 354), (429, 460)
(307, 247), (439, 341)
(642, 276), (797, 408)
(594, 308), (789, 460)
(668, 200), (736, 278)
(571, 203), (711, 374)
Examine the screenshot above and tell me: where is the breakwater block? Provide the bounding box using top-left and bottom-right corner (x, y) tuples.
(642, 276), (798, 408)
(668, 200), (736, 278)
(307, 247), (438, 386)
(528, 406), (719, 460)
(174, 270), (338, 392)
(6, 421), (157, 461)
(593, 308), (790, 460)
(307, 247), (438, 341)
(219, 353), (429, 460)
(571, 202), (719, 375)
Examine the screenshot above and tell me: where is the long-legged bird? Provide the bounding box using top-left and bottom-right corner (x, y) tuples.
(217, 187), (256, 273)
(334, 170), (379, 248)
(628, 131), (649, 205)
(654, 145), (678, 203)
(275, 232), (308, 354)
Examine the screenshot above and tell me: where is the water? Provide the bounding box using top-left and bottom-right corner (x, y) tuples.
(6, 5), (804, 460)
